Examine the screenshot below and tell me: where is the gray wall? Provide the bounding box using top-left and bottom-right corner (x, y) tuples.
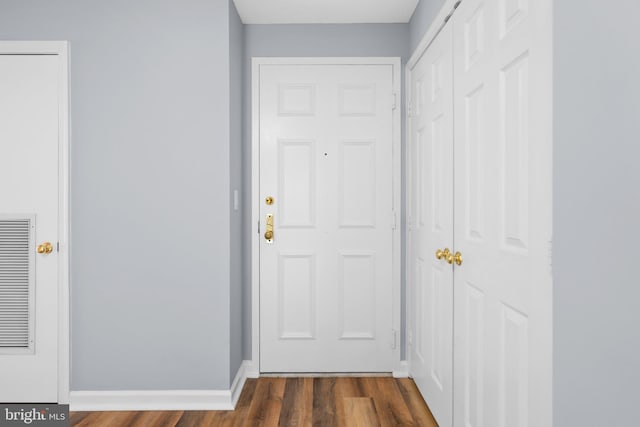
(242, 23), (410, 361)
(409, 0), (446, 53)
(229, 0), (244, 381)
(0, 0), (235, 390)
(553, 0), (640, 424)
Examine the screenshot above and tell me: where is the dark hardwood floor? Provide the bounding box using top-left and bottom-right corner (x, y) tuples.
(70, 377), (438, 426)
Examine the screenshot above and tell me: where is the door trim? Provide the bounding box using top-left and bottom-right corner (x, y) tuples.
(0, 41), (70, 403)
(251, 57), (402, 374)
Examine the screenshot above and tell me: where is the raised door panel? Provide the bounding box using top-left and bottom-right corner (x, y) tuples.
(464, 85), (486, 242)
(429, 264), (446, 391)
(339, 141), (376, 228)
(339, 253), (376, 340)
(278, 140), (317, 228)
(463, 283), (485, 427)
(498, 304), (529, 427)
(278, 253), (316, 340)
(278, 84), (316, 116)
(500, 54), (529, 252)
(339, 84), (376, 116)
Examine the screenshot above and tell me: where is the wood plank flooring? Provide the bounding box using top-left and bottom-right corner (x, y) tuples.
(70, 377), (438, 426)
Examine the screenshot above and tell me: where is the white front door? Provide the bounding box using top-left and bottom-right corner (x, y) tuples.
(0, 54), (61, 402)
(452, 0), (552, 426)
(258, 63), (395, 372)
(408, 21), (454, 426)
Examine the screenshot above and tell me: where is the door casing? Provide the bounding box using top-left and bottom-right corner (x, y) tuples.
(0, 41), (70, 403)
(251, 57), (403, 375)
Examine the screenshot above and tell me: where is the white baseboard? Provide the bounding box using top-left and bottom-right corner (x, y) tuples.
(69, 389), (234, 412)
(70, 360), (252, 411)
(230, 360), (251, 407)
(243, 359), (260, 378)
(393, 361), (409, 378)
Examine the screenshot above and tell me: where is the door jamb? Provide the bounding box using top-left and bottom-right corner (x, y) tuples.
(251, 57), (402, 375)
(0, 41), (71, 403)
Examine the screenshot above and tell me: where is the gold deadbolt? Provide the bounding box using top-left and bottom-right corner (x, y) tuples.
(435, 248), (450, 260)
(265, 196), (274, 205)
(264, 214), (274, 242)
(37, 242), (53, 254)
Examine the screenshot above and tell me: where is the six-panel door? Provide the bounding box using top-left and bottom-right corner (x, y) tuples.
(259, 64), (395, 372)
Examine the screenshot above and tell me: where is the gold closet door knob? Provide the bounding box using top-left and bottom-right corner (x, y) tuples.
(452, 251), (463, 266)
(37, 242), (53, 254)
(435, 248), (451, 260)
(264, 231), (273, 240)
(446, 251), (463, 266)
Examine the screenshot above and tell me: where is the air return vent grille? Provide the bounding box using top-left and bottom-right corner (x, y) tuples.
(0, 218), (33, 350)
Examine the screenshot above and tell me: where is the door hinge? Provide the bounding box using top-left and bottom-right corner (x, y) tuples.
(407, 100), (412, 117)
(56, 242), (59, 253)
(408, 331), (413, 347)
(392, 93), (397, 110)
(257, 220), (260, 234)
(391, 211), (397, 229)
(391, 330), (398, 350)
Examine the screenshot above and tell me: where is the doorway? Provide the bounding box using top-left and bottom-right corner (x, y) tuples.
(251, 58), (402, 373)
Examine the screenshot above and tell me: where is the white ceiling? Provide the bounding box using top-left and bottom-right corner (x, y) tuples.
(233, 0), (420, 24)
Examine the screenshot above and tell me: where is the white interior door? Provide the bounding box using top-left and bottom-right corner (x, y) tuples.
(408, 22), (454, 426)
(0, 54), (61, 402)
(259, 63), (395, 372)
(452, 0), (552, 426)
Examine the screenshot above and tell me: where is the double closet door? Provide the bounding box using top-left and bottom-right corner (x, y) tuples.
(408, 0), (552, 426)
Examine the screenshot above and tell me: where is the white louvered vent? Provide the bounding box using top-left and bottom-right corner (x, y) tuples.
(0, 218), (34, 350)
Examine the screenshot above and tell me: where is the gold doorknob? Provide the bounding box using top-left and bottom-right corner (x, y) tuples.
(435, 248), (451, 260)
(264, 230), (273, 240)
(37, 242), (53, 254)
(446, 251), (463, 266)
(452, 251), (462, 266)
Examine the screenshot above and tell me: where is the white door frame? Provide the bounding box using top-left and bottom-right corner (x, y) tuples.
(0, 41), (70, 403)
(405, 0), (460, 379)
(251, 57), (403, 375)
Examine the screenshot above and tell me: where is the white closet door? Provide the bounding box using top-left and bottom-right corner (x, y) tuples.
(452, 0), (552, 426)
(0, 54), (60, 402)
(409, 22), (454, 426)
